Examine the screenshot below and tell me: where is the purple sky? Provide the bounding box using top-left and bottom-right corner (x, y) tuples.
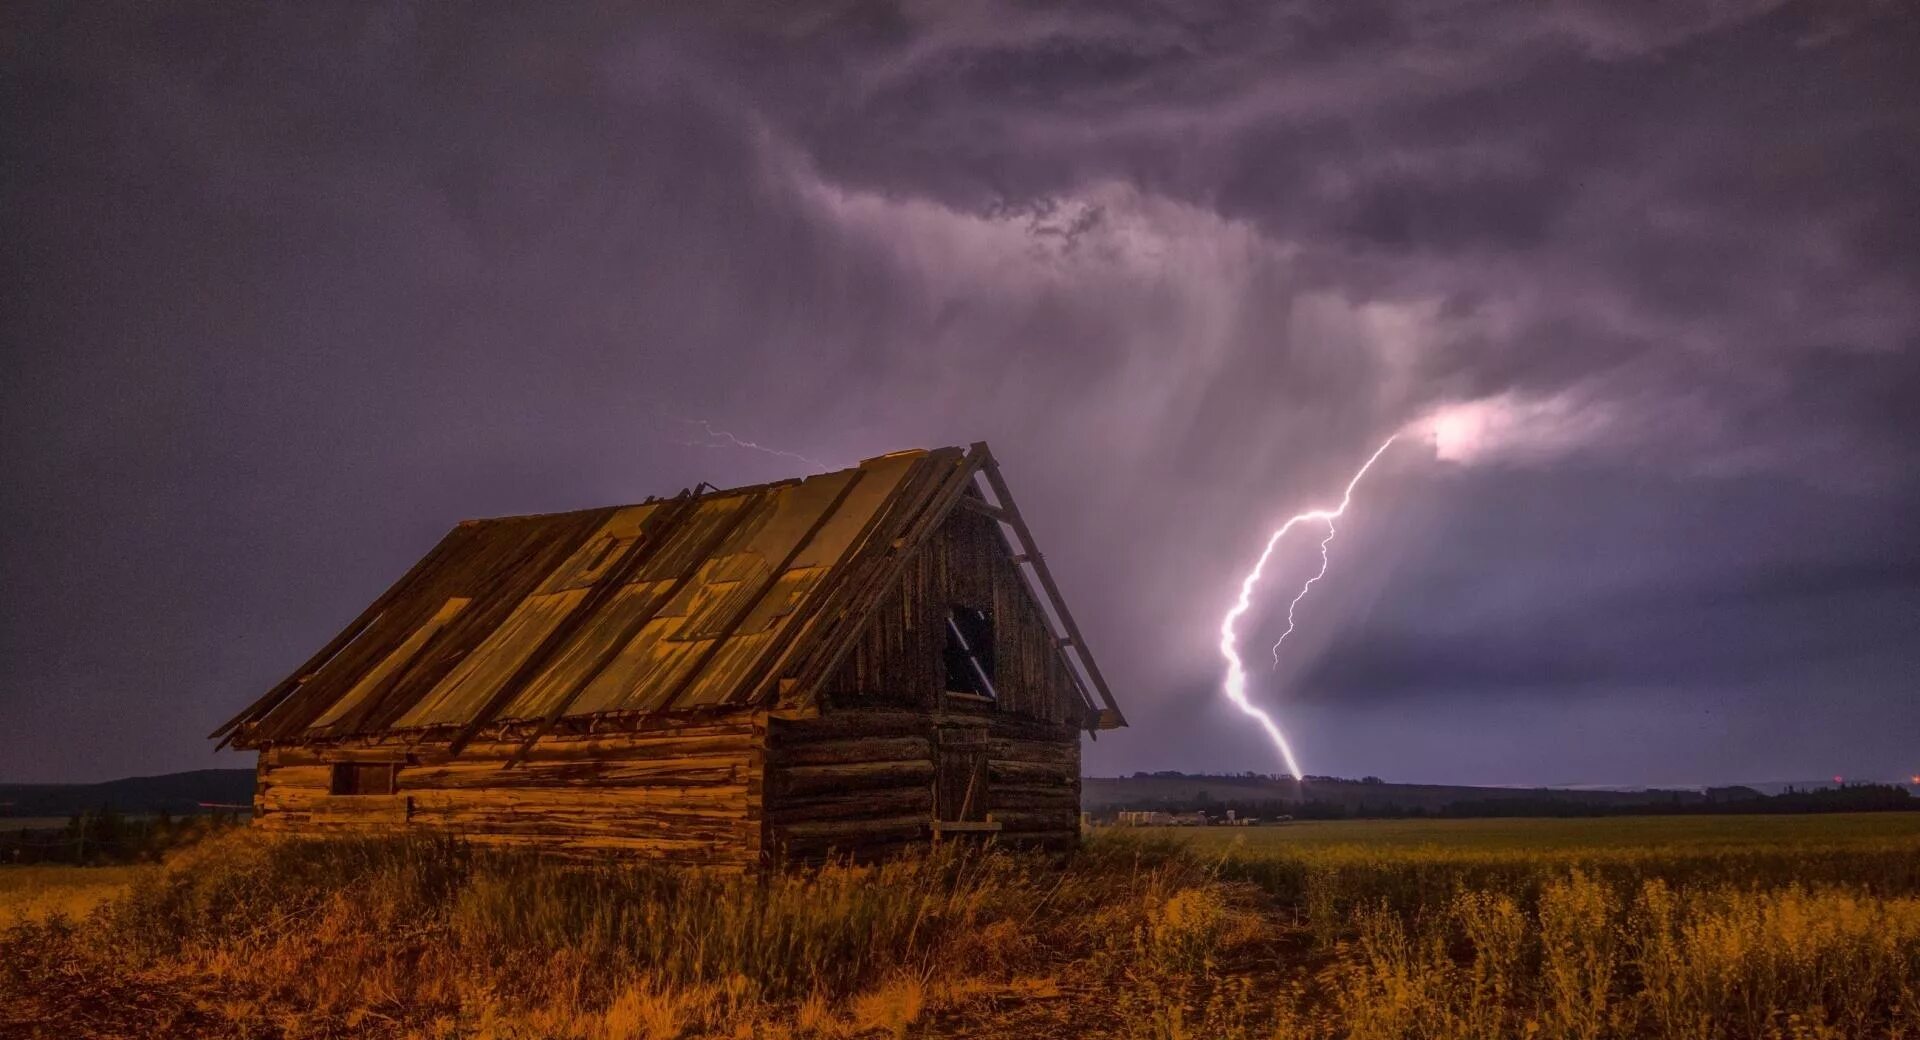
(4, 2), (1917, 786)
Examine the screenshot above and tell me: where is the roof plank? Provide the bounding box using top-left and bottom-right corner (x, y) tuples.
(217, 445), (1125, 749)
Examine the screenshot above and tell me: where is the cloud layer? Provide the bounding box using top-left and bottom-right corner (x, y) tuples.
(3, 1), (1916, 784)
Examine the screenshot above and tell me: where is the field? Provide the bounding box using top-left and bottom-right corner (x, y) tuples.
(2, 814), (1917, 1038)
(0, 864), (145, 928)
(1157, 812), (1920, 850)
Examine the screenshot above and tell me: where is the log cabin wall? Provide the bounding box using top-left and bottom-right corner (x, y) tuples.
(764, 709), (936, 861)
(979, 712), (1081, 849)
(246, 504), (1090, 866)
(766, 505), (1086, 859)
(762, 710), (1081, 859)
(250, 715), (762, 869)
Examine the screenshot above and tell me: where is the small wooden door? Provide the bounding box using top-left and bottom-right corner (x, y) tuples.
(935, 727), (991, 824)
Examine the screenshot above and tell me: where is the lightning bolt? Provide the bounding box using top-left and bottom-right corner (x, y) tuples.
(677, 419), (833, 472)
(1219, 437), (1396, 779)
(1272, 519), (1340, 669)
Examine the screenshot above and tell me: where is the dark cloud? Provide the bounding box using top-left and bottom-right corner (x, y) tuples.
(2, 0), (1916, 784)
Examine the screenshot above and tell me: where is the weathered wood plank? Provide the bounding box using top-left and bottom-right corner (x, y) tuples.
(407, 785), (747, 813)
(407, 812), (749, 842)
(767, 736), (931, 767)
(985, 739), (1080, 766)
(259, 786), (330, 812)
(772, 760), (935, 798)
(771, 711), (931, 744)
(767, 786), (933, 825)
(308, 796), (410, 824)
(983, 715), (1079, 743)
(987, 759), (1077, 786)
(263, 729), (756, 767)
(492, 732), (756, 763)
(259, 764), (332, 790)
(398, 757), (745, 790)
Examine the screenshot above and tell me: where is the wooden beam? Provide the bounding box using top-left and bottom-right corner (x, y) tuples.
(956, 496), (1009, 522)
(975, 445), (1127, 729)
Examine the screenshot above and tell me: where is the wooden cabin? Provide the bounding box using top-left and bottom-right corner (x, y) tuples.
(213, 444), (1125, 869)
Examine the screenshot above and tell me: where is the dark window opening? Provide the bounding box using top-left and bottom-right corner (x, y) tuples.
(329, 762), (397, 796)
(944, 605), (997, 700)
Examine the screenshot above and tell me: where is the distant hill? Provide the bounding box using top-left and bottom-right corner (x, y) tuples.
(0, 769), (254, 818)
(1084, 773), (1736, 816)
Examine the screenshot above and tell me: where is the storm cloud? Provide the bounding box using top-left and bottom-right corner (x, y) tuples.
(3, 1), (1916, 785)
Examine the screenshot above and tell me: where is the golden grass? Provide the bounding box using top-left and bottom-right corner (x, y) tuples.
(4, 815), (1918, 1038)
(1163, 812), (1920, 851)
(1328, 874), (1920, 1040)
(0, 864), (145, 926)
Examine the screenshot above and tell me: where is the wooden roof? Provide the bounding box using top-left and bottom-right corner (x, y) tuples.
(214, 444), (1125, 753)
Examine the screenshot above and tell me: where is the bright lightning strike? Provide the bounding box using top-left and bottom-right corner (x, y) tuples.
(1271, 519), (1340, 669)
(1219, 437), (1397, 779)
(677, 419), (833, 472)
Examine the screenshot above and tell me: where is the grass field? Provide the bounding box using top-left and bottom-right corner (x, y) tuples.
(0, 864), (145, 927)
(1147, 811), (1920, 851)
(3, 814), (1917, 1038)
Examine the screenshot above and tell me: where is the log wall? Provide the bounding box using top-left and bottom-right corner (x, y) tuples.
(247, 504), (1090, 867)
(251, 717), (761, 868)
(979, 713), (1082, 850)
(764, 708), (1081, 860)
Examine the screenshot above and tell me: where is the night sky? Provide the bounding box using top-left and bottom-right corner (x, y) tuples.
(4, 3), (1916, 786)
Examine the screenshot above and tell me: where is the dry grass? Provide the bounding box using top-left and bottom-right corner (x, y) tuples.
(0, 864), (145, 927)
(1, 830), (1264, 1038)
(4, 815), (1919, 1038)
(1326, 874), (1920, 1040)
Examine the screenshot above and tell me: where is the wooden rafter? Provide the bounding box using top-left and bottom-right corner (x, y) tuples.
(974, 444), (1127, 729)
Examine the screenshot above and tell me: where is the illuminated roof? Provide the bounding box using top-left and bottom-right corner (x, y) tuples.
(214, 445), (1123, 752)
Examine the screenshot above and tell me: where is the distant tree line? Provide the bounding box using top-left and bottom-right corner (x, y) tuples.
(1100, 783), (1916, 821)
(0, 807), (243, 865)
